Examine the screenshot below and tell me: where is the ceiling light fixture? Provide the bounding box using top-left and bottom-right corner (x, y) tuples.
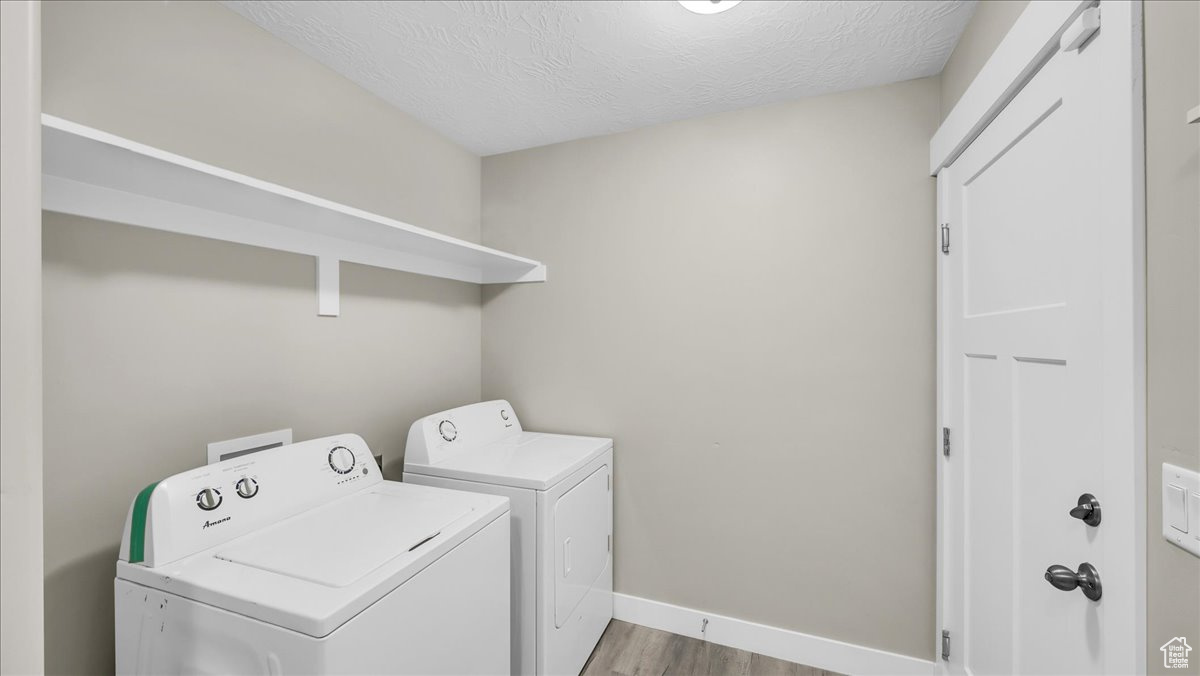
(677, 0), (743, 15)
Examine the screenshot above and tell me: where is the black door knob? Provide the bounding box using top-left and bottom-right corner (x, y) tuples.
(1044, 562), (1102, 601)
(1068, 493), (1101, 526)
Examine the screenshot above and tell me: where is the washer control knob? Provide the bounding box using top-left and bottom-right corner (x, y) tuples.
(328, 445), (356, 474)
(439, 420), (458, 442)
(235, 477), (259, 499)
(196, 488), (222, 511)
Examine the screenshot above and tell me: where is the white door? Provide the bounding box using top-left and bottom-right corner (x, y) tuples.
(938, 3), (1143, 675)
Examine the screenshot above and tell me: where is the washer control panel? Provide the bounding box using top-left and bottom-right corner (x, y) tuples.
(122, 434), (381, 568)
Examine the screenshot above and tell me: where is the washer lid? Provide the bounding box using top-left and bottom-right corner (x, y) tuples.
(214, 491), (470, 587)
(114, 481), (510, 638)
(405, 432), (613, 490)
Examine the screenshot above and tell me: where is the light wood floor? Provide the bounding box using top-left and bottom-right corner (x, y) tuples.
(581, 620), (843, 676)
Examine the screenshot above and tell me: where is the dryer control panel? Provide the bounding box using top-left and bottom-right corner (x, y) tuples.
(119, 434), (381, 568)
(405, 399), (523, 466)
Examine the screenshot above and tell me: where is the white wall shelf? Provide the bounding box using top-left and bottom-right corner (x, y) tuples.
(41, 114), (546, 316)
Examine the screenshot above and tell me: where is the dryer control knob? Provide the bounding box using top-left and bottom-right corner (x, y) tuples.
(196, 488), (222, 511)
(328, 446), (356, 474)
(439, 420), (458, 442)
(235, 477), (259, 499)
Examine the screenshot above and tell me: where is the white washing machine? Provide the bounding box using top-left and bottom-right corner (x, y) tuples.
(114, 433), (510, 675)
(404, 400), (613, 676)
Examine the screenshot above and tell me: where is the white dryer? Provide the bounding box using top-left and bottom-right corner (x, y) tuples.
(115, 434), (510, 675)
(404, 401), (613, 676)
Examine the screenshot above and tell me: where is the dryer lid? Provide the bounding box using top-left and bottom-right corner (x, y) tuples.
(214, 490), (470, 587)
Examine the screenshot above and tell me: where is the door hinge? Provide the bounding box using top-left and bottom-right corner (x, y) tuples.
(942, 427), (951, 457)
(940, 223), (950, 255)
(607, 534), (611, 552)
(942, 630), (951, 660)
(607, 474), (611, 491)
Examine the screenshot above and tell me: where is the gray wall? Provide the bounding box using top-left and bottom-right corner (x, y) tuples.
(0, 1), (43, 673)
(1144, 1), (1200, 672)
(941, 1), (1200, 671)
(41, 2), (482, 673)
(939, 0), (1030, 120)
(481, 78), (940, 660)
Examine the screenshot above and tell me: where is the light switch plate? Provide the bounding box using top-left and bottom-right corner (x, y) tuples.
(1162, 463), (1200, 558)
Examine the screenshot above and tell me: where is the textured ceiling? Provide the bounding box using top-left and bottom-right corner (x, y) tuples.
(225, 1), (976, 156)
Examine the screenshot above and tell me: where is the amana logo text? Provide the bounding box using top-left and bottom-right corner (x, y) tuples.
(202, 516), (231, 529)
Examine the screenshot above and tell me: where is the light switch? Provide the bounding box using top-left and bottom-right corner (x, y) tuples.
(1163, 464), (1200, 558)
(1166, 484), (1188, 533)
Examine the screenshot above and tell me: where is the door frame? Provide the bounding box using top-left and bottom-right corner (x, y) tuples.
(931, 0), (1146, 672)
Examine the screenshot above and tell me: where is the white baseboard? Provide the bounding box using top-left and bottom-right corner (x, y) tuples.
(613, 593), (938, 676)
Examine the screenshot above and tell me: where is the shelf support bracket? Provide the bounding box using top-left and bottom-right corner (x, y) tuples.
(317, 257), (339, 317)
